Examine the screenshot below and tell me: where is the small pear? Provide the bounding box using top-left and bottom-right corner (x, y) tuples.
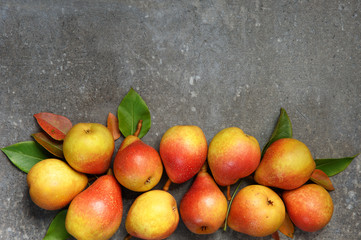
(159, 125), (207, 184)
(65, 175), (123, 240)
(125, 190), (179, 239)
(180, 164), (227, 234)
(27, 158), (88, 210)
(113, 135), (163, 192)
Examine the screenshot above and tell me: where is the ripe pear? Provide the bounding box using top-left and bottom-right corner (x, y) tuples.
(63, 123), (115, 174)
(65, 175), (123, 240)
(159, 125), (207, 184)
(208, 127), (261, 197)
(113, 135), (163, 192)
(27, 158), (88, 210)
(283, 184), (334, 232)
(125, 190), (179, 239)
(254, 138), (316, 190)
(228, 185), (285, 237)
(180, 164), (227, 234)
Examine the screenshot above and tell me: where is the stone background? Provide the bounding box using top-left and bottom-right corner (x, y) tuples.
(0, 0), (360, 239)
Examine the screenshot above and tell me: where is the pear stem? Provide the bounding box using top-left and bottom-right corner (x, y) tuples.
(133, 120), (143, 137)
(200, 162), (208, 173)
(106, 168), (114, 176)
(124, 234), (132, 240)
(163, 178), (172, 191)
(227, 185), (231, 201)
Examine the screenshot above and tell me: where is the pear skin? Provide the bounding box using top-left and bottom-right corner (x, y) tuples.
(159, 125), (207, 184)
(65, 175), (123, 240)
(208, 127), (261, 186)
(283, 184), (333, 232)
(228, 185), (285, 237)
(27, 158), (88, 210)
(254, 138), (316, 190)
(180, 165), (227, 234)
(113, 135), (163, 192)
(125, 190), (179, 239)
(63, 123), (115, 174)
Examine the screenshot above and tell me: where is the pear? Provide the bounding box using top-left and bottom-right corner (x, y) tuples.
(159, 125), (207, 184)
(113, 135), (163, 192)
(283, 184), (334, 232)
(208, 127), (261, 198)
(65, 175), (123, 240)
(63, 123), (115, 174)
(254, 138), (316, 190)
(27, 158), (88, 210)
(227, 185), (285, 237)
(125, 190), (179, 239)
(180, 164), (227, 234)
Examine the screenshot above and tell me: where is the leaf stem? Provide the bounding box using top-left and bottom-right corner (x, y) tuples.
(223, 180), (242, 231)
(133, 120), (143, 137)
(163, 178), (172, 192)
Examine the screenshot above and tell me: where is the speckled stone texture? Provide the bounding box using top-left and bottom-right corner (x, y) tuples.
(1, 0), (360, 239)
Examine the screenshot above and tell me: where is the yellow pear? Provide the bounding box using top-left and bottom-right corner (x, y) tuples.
(27, 158), (88, 210)
(125, 190), (179, 239)
(63, 123), (115, 174)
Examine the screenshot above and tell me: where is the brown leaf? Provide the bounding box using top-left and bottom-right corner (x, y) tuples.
(271, 231), (280, 240)
(32, 132), (64, 158)
(310, 169), (335, 191)
(278, 212), (294, 238)
(34, 112), (72, 141)
(107, 112), (121, 140)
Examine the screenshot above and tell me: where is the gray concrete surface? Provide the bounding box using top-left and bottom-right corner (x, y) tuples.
(1, 0), (360, 239)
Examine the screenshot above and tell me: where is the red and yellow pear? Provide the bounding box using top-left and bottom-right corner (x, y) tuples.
(63, 123), (114, 174)
(227, 185), (285, 237)
(65, 174), (123, 240)
(208, 127), (261, 198)
(180, 164), (227, 234)
(283, 184), (334, 232)
(113, 121), (163, 192)
(254, 138), (315, 190)
(159, 125), (207, 185)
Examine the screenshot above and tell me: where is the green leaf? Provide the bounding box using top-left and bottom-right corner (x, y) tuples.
(43, 209), (71, 240)
(117, 88), (151, 138)
(315, 154), (359, 177)
(1, 141), (51, 173)
(261, 108), (293, 157)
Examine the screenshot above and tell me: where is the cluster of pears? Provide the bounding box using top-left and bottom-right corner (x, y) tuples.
(26, 121), (334, 240)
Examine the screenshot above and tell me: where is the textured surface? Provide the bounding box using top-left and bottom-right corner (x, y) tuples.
(1, 0), (360, 239)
